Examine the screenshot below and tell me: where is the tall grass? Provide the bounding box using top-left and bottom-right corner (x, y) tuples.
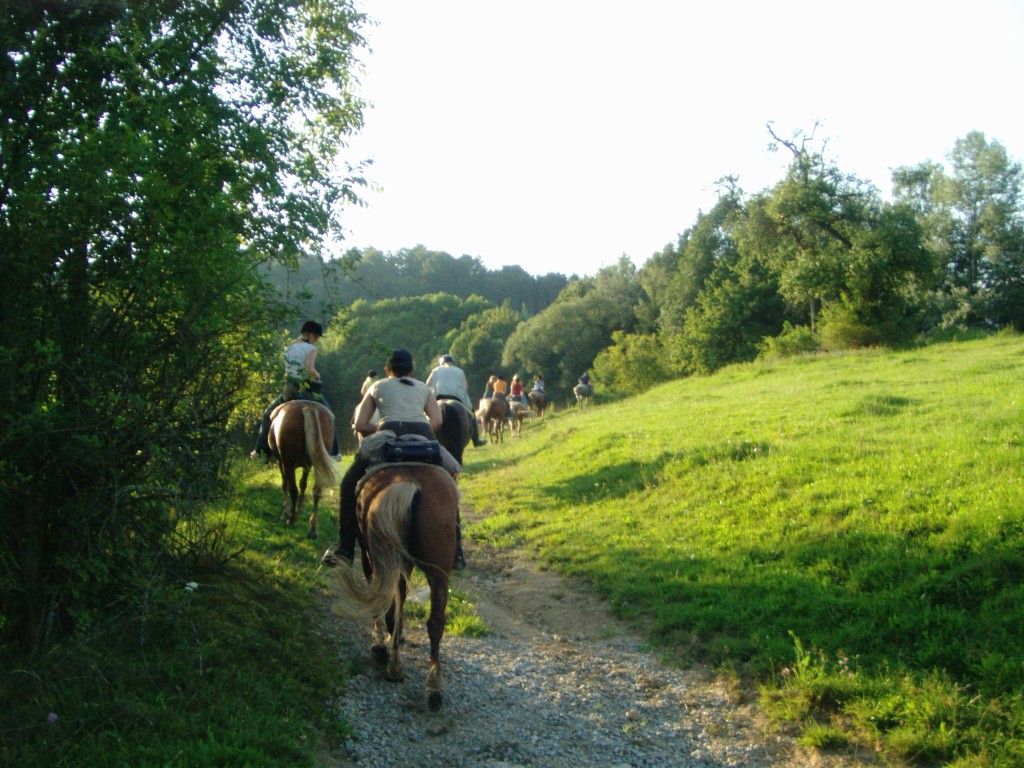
(459, 333), (1024, 766)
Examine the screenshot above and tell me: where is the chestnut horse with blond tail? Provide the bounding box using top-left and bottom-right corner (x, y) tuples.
(334, 463), (459, 712)
(268, 399), (341, 539)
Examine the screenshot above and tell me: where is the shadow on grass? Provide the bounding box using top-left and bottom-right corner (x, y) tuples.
(542, 441), (774, 503)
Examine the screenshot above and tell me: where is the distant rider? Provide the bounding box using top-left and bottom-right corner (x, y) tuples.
(426, 354), (486, 447)
(252, 320), (338, 462)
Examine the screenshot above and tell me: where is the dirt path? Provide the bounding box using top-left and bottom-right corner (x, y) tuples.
(318, 510), (870, 768)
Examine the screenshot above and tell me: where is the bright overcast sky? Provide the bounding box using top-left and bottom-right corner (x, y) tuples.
(336, 0), (1024, 278)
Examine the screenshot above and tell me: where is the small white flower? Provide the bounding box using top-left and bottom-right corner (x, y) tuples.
(184, 581), (199, 592)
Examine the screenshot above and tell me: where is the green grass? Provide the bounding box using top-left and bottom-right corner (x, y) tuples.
(459, 333), (1024, 767)
(0, 465), (481, 767)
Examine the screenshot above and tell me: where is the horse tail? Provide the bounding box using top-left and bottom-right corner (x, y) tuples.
(303, 406), (341, 489)
(334, 482), (419, 617)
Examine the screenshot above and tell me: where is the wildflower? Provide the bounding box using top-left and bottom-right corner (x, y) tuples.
(184, 581), (199, 592)
(47, 712), (58, 724)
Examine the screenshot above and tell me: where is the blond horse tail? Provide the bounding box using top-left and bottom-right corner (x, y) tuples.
(334, 482), (418, 618)
(303, 406), (342, 489)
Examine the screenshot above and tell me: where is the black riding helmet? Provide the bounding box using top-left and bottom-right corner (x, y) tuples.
(300, 320), (324, 336)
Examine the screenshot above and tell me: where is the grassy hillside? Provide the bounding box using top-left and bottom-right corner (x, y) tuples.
(459, 332), (1024, 766)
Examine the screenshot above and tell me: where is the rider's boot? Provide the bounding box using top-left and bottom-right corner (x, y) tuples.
(322, 483), (357, 567)
(471, 417), (487, 447)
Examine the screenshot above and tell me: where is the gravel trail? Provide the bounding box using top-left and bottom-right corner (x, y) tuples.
(319, 529), (865, 768)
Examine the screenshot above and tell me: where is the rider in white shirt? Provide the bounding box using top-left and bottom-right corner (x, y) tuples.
(426, 354), (486, 447)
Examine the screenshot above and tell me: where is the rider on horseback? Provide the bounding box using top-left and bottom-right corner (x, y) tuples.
(253, 320), (338, 463)
(327, 349), (467, 570)
(509, 374), (525, 404)
(426, 354), (486, 447)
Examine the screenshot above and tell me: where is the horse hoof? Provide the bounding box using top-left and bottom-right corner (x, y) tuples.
(427, 691), (444, 712)
(371, 644), (388, 666)
(386, 663), (405, 682)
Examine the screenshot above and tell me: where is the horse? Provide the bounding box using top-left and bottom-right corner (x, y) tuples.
(333, 464), (459, 712)
(528, 388), (548, 419)
(477, 396), (509, 443)
(573, 382), (594, 408)
(508, 398), (529, 437)
(435, 398), (474, 465)
(268, 399), (341, 539)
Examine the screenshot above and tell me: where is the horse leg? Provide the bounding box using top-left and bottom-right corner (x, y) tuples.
(296, 466), (309, 527)
(370, 618), (389, 666)
(308, 483), (320, 539)
(385, 578), (407, 682)
(425, 571), (450, 712)
(281, 468), (298, 526)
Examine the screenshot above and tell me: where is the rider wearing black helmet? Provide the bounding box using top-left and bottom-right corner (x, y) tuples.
(252, 320), (338, 462)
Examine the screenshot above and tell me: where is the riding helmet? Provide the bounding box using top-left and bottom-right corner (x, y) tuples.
(300, 320), (324, 336)
(440, 354), (455, 364)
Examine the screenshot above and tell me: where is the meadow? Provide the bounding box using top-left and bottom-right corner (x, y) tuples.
(3, 333), (1021, 766)
(459, 332), (1024, 766)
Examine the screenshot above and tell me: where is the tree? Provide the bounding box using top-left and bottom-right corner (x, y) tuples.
(591, 331), (677, 396)
(503, 258), (643, 396)
(0, 1), (369, 649)
(655, 190), (743, 338)
(445, 302), (525, 394)
(316, 293), (493, 447)
(894, 132), (1024, 328)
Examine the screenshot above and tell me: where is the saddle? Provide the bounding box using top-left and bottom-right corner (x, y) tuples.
(382, 438), (442, 465)
(359, 431), (460, 473)
(355, 431), (462, 499)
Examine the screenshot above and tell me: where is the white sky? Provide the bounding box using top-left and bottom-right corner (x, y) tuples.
(336, 0), (1024, 278)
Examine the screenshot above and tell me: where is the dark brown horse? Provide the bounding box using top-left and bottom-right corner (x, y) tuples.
(334, 464), (459, 711)
(435, 398), (474, 465)
(477, 396), (509, 443)
(268, 400), (341, 538)
(528, 389), (548, 419)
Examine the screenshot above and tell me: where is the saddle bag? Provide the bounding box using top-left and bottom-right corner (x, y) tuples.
(382, 438), (443, 465)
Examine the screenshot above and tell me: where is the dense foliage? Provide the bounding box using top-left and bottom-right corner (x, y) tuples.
(0, 0), (369, 650)
(265, 244), (568, 319)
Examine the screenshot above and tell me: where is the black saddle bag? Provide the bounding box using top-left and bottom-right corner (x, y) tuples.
(382, 438), (443, 465)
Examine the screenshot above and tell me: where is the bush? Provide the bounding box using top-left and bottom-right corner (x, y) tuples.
(758, 322), (819, 360)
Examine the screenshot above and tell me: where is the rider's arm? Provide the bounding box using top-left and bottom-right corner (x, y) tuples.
(353, 392), (378, 436)
(424, 391), (442, 431)
(304, 348), (321, 381)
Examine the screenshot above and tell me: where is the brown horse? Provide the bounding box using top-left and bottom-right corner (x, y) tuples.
(268, 400), (341, 538)
(573, 382), (594, 408)
(508, 398), (529, 437)
(528, 388), (548, 419)
(334, 464), (459, 712)
(477, 396), (509, 443)
(435, 398), (474, 465)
